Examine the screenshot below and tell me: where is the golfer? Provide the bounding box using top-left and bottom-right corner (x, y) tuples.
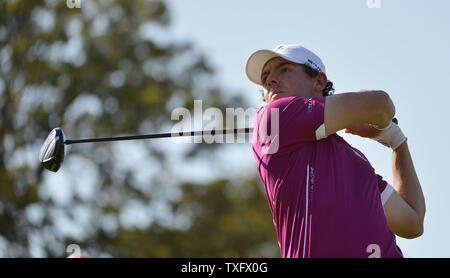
(246, 44), (426, 258)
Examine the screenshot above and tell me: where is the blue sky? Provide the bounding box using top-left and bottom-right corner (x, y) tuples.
(164, 0), (450, 257)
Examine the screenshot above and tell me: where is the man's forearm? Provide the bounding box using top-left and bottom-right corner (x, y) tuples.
(392, 140), (426, 220)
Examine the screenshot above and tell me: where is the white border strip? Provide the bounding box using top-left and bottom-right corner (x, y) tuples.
(381, 183), (394, 206)
(303, 165), (310, 258)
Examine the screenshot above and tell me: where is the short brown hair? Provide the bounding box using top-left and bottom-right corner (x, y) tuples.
(301, 64), (335, 97)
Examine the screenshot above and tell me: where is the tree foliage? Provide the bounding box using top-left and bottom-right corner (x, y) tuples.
(0, 0), (279, 257)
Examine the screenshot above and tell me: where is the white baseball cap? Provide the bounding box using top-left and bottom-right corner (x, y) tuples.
(245, 44), (326, 85)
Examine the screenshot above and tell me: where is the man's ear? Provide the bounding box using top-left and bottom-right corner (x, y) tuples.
(314, 72), (327, 93)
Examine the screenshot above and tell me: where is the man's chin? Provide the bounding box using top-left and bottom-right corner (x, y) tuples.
(269, 93), (292, 102)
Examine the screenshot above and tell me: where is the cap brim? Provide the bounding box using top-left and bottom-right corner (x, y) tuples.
(245, 50), (280, 86)
(246, 49), (309, 85)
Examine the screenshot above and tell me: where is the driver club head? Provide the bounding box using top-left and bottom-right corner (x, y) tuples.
(39, 127), (65, 172)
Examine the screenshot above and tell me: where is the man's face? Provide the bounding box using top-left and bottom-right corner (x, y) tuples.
(261, 57), (324, 103)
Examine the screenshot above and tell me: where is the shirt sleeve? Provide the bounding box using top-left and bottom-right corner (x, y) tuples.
(376, 174), (395, 205)
(256, 96), (327, 154)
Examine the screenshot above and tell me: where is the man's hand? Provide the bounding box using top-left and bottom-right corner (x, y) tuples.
(345, 118), (406, 150)
(344, 123), (382, 139)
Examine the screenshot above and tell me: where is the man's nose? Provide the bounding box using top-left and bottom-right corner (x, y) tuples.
(267, 75), (280, 88)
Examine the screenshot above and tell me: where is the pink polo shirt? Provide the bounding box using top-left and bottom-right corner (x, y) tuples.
(252, 96), (403, 258)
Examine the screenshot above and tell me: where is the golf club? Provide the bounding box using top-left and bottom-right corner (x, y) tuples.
(39, 118), (397, 173)
(39, 127), (254, 173)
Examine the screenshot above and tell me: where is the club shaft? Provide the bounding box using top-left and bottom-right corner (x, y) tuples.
(64, 128), (253, 145)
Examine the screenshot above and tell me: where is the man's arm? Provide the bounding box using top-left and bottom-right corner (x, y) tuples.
(324, 90), (426, 238)
(324, 90), (395, 136)
(383, 140), (426, 238)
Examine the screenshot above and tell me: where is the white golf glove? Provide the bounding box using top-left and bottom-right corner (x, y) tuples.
(371, 121), (407, 150)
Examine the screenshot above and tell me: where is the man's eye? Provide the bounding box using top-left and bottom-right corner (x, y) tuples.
(281, 67), (290, 72)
